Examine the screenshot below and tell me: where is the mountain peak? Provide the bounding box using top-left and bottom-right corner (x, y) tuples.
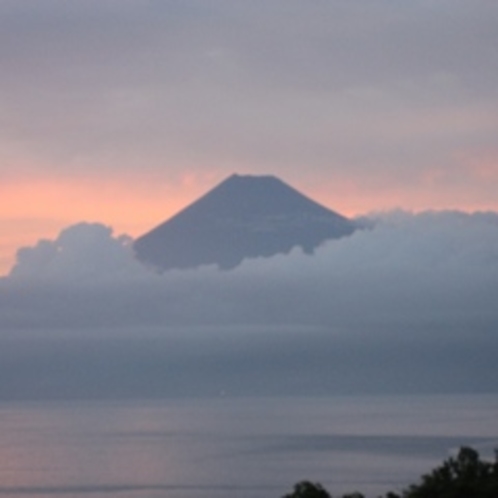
(134, 174), (357, 271)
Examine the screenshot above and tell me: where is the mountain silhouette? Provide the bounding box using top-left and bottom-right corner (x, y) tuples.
(133, 174), (357, 271)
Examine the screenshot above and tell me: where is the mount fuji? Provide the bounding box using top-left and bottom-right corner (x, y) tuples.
(133, 174), (357, 271)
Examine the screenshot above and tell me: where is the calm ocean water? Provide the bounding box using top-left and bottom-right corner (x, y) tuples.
(0, 395), (496, 498)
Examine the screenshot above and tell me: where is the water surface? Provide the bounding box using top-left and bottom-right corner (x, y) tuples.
(0, 395), (496, 498)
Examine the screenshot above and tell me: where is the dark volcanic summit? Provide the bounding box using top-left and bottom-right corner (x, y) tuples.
(133, 174), (357, 271)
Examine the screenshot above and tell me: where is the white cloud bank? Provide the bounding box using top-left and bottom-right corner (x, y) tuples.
(9, 222), (144, 282)
(1, 211), (497, 398)
(2, 210), (498, 331)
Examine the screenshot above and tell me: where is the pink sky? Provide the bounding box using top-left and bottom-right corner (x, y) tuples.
(1, 1), (497, 276)
(2, 153), (497, 276)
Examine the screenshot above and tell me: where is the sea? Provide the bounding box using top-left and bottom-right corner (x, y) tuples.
(0, 394), (496, 498)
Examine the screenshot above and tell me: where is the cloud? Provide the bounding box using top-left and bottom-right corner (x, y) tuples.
(2, 0), (498, 279)
(9, 222), (143, 282)
(2, 210), (498, 330)
(1, 1), (497, 189)
(1, 1), (497, 397)
(1, 210), (497, 397)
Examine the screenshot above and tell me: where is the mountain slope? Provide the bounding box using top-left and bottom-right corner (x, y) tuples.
(133, 174), (357, 271)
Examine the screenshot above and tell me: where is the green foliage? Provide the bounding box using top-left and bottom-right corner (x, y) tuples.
(283, 447), (498, 498)
(400, 447), (498, 498)
(281, 480), (331, 498)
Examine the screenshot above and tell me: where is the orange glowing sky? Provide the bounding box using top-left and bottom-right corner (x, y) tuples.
(1, 2), (497, 276)
(2, 152), (497, 277)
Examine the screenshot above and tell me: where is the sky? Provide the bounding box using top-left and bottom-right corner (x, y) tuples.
(1, 211), (498, 397)
(1, 0), (498, 275)
(1, 1), (498, 399)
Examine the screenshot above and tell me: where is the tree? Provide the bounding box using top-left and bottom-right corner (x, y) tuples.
(402, 447), (498, 498)
(282, 480), (331, 498)
(282, 447), (498, 498)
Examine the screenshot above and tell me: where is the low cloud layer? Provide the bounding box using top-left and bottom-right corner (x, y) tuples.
(3, 211), (498, 330)
(1, 211), (497, 398)
(9, 223), (139, 281)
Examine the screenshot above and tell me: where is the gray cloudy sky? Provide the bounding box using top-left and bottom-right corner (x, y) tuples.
(1, 211), (497, 398)
(1, 0), (498, 274)
(1, 1), (497, 398)
(4, 211), (498, 329)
